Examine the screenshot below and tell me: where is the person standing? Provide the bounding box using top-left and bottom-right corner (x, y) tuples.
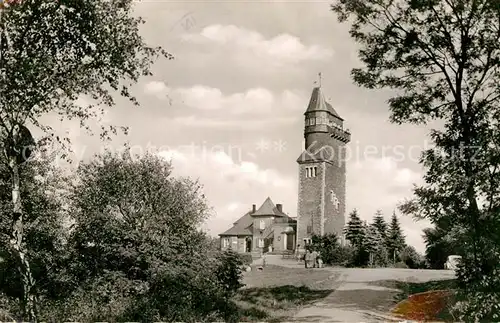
(304, 250), (311, 268)
(296, 244), (302, 263)
(317, 251), (323, 268)
(311, 250), (318, 268)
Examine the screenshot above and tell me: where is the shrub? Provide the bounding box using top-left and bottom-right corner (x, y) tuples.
(238, 253), (253, 266)
(215, 250), (245, 299)
(399, 246), (424, 269)
(337, 245), (356, 267)
(372, 247), (389, 267)
(394, 262), (409, 269)
(310, 233), (350, 266)
(452, 252), (500, 321)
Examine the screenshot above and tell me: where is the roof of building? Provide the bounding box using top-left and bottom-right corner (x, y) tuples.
(305, 87), (343, 120)
(219, 211), (253, 236)
(252, 197), (287, 217)
(219, 197), (296, 237)
(296, 146), (337, 164)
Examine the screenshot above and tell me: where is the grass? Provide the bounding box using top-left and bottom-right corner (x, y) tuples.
(242, 265), (336, 289)
(372, 279), (458, 322)
(232, 265), (338, 321)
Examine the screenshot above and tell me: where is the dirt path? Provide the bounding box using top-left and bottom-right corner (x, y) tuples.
(250, 255), (456, 322)
(291, 268), (456, 322)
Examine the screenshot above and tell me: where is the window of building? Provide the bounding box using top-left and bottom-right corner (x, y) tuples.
(303, 238), (312, 245)
(259, 219), (265, 230)
(309, 118), (315, 125)
(223, 238), (229, 248)
(258, 238), (264, 248)
(306, 225), (312, 234)
(305, 166), (318, 178)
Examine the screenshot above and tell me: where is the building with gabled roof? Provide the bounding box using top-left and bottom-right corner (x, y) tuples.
(219, 197), (297, 254)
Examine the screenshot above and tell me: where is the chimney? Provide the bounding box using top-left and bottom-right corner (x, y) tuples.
(252, 204), (256, 213)
(276, 204), (283, 213)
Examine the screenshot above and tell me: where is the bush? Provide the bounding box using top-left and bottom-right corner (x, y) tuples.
(452, 251), (500, 321)
(238, 253), (253, 266)
(310, 233), (348, 266)
(393, 262), (409, 268)
(372, 247), (389, 267)
(337, 245), (356, 267)
(399, 246), (424, 269)
(215, 250), (245, 299)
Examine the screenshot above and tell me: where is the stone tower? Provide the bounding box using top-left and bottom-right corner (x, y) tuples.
(296, 84), (351, 249)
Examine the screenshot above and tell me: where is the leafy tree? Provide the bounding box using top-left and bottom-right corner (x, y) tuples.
(344, 209), (365, 247)
(57, 150), (241, 322)
(372, 210), (388, 241)
(423, 225), (462, 269)
(0, 0), (170, 320)
(332, 0), (500, 318)
(0, 158), (69, 320)
(399, 245), (424, 269)
(386, 212), (406, 263)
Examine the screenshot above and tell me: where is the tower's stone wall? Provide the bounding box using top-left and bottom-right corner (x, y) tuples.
(296, 162), (324, 246)
(296, 86), (350, 249)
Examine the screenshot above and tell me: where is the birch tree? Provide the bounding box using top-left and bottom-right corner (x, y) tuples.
(0, 0), (170, 320)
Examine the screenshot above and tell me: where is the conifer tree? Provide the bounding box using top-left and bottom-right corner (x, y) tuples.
(344, 209), (365, 247)
(372, 210), (388, 241)
(387, 211), (406, 263)
(365, 223), (389, 267)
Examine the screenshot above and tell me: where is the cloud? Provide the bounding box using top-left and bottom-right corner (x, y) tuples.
(143, 83), (305, 129)
(144, 81), (169, 96)
(157, 148), (295, 235)
(181, 24), (333, 65)
(144, 83), (305, 114)
(170, 115), (296, 130)
(226, 202), (240, 212)
(351, 157), (422, 190)
(347, 156), (429, 252)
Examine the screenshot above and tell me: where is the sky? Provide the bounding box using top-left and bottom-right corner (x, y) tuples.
(41, 0), (439, 253)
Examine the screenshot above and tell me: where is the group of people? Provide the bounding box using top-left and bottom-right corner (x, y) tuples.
(296, 245), (323, 268)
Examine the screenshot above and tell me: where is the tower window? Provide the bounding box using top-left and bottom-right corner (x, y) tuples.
(259, 219), (265, 230)
(305, 166), (318, 178)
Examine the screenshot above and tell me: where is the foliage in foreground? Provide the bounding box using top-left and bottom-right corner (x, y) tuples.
(332, 0), (500, 319)
(1, 0), (170, 319)
(0, 152), (244, 322)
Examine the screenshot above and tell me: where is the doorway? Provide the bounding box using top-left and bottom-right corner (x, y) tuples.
(245, 237), (252, 252)
(286, 233), (294, 250)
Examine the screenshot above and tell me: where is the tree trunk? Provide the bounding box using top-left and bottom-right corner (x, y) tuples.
(9, 156), (37, 322)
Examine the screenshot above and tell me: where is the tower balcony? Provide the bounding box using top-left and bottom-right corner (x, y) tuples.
(329, 126), (351, 143)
